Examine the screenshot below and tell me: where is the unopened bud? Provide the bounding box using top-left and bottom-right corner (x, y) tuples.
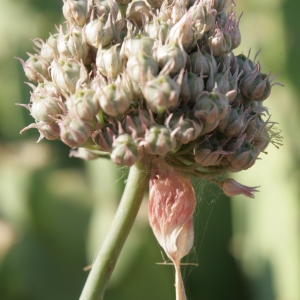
(126, 54), (159, 83)
(92, 123), (117, 152)
(59, 115), (92, 147)
(208, 28), (232, 56)
(127, 1), (152, 27)
(96, 77), (133, 117)
(144, 17), (170, 44)
(142, 74), (181, 114)
(180, 71), (205, 102)
(122, 33), (154, 58)
(96, 44), (124, 78)
(51, 58), (88, 95)
(141, 125), (177, 156)
(84, 15), (115, 48)
(62, 0), (92, 26)
(57, 26), (91, 64)
(66, 89), (99, 121)
(33, 34), (59, 62)
(70, 147), (100, 160)
(17, 54), (50, 82)
(194, 88), (229, 124)
(111, 134), (143, 166)
(189, 49), (217, 76)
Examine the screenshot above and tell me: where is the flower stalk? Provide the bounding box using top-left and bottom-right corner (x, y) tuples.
(79, 160), (150, 300)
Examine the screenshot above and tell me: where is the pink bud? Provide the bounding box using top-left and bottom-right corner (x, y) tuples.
(219, 178), (260, 198)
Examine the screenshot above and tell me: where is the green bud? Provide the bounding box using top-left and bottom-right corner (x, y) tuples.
(211, 0), (227, 14)
(96, 77), (133, 117)
(180, 71), (204, 102)
(189, 49), (217, 76)
(66, 89), (99, 121)
(141, 125), (177, 156)
(111, 134), (143, 166)
(126, 54), (159, 83)
(20, 121), (60, 141)
(142, 74), (181, 114)
(33, 34), (59, 62)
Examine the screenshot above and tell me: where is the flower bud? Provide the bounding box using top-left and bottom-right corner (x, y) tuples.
(18, 54), (50, 82)
(144, 17), (170, 44)
(211, 0), (227, 13)
(30, 93), (64, 123)
(180, 71), (205, 102)
(141, 125), (177, 156)
(62, 0), (92, 26)
(92, 123), (117, 152)
(96, 44), (124, 78)
(218, 106), (248, 137)
(168, 12), (194, 52)
(57, 26), (91, 64)
(194, 136), (227, 167)
(126, 54), (159, 83)
(232, 53), (255, 78)
(216, 9), (227, 27)
(207, 28), (232, 56)
(66, 89), (99, 121)
(96, 77), (133, 117)
(59, 115), (92, 147)
(227, 139), (259, 171)
(70, 147), (100, 160)
(194, 88), (229, 124)
(20, 121), (60, 141)
(51, 58), (88, 95)
(84, 15), (115, 48)
(189, 49), (217, 76)
(122, 33), (154, 58)
(189, 2), (217, 35)
(142, 74), (181, 114)
(124, 109), (151, 138)
(240, 64), (271, 101)
(127, 1), (152, 27)
(166, 111), (203, 144)
(226, 12), (242, 50)
(155, 42), (187, 76)
(33, 34), (59, 62)
(217, 178), (259, 198)
(111, 134), (143, 166)
(30, 82), (61, 102)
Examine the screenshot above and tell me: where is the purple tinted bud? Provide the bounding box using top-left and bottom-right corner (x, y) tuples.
(194, 136), (227, 167)
(194, 88), (229, 124)
(226, 12), (242, 50)
(207, 28), (232, 56)
(59, 116), (92, 147)
(240, 64), (271, 101)
(92, 123), (117, 152)
(141, 125), (177, 156)
(111, 134), (143, 166)
(124, 109), (151, 138)
(211, 0), (228, 13)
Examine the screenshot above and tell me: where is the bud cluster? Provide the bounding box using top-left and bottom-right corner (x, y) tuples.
(19, 0), (282, 191)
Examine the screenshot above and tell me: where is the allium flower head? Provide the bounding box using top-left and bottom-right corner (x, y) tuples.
(18, 0), (283, 297)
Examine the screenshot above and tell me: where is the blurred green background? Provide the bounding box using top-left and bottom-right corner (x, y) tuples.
(0, 0), (299, 299)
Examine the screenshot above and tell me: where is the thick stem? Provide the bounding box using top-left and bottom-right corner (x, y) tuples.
(80, 160), (150, 300)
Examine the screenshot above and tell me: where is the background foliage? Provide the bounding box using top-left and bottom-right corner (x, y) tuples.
(0, 0), (299, 299)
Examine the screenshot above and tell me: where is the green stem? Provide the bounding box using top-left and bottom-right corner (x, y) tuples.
(79, 160), (150, 300)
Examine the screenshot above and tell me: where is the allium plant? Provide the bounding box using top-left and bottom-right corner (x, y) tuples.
(17, 0), (283, 299)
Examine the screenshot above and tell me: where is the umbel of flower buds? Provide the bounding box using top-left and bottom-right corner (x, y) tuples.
(18, 0), (283, 298)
